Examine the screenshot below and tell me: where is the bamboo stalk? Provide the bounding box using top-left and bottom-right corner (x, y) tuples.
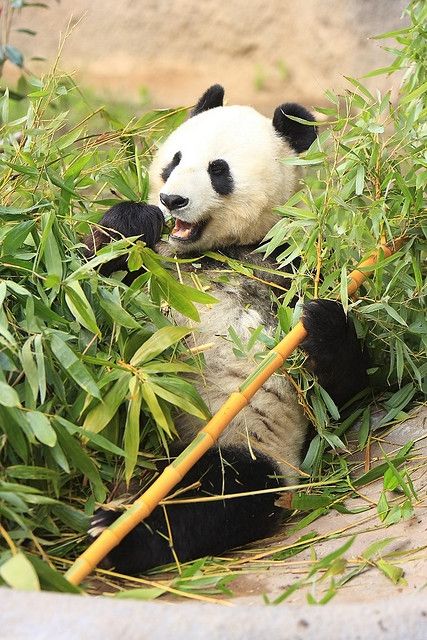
(65, 238), (405, 586)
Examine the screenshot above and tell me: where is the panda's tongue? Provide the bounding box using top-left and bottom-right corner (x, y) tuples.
(172, 218), (194, 239)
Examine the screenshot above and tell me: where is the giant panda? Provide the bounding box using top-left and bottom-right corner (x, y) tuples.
(87, 85), (367, 575)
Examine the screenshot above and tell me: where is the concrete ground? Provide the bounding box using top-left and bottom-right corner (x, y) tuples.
(1, 588), (426, 640)
(1, 407), (426, 639)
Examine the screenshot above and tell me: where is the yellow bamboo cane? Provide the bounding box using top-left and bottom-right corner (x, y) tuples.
(65, 237), (406, 585)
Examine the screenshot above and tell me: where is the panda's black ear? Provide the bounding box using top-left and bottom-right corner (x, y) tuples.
(273, 103), (317, 153)
(191, 84), (224, 117)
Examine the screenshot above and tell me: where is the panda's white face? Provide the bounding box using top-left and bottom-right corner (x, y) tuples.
(149, 105), (298, 254)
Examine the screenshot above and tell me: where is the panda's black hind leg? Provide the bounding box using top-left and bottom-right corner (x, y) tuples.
(301, 299), (368, 408)
(88, 446), (283, 575)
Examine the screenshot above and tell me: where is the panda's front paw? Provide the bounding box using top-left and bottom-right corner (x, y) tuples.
(301, 299), (348, 346)
(300, 299), (368, 407)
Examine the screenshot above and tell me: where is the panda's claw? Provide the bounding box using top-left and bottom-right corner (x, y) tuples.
(88, 509), (120, 538)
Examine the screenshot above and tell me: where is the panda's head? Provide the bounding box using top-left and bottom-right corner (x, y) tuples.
(149, 85), (316, 254)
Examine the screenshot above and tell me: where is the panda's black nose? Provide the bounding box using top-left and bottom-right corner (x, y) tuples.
(159, 193), (189, 211)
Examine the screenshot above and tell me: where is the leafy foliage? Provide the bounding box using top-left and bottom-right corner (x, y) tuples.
(260, 0), (426, 474)
(0, 0), (425, 596)
(0, 69), (214, 582)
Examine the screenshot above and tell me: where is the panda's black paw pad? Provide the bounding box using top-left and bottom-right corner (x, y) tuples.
(301, 299), (348, 346)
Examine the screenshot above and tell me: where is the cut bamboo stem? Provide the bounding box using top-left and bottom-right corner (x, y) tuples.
(65, 238), (405, 586)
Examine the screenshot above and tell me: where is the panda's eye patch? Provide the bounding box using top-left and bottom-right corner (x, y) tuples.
(208, 159), (229, 176)
(208, 159), (233, 196)
(161, 151), (181, 182)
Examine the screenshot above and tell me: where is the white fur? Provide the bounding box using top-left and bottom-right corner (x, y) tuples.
(149, 105), (297, 253)
(148, 102), (308, 482)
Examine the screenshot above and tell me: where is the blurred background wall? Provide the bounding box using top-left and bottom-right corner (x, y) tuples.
(9, 0), (408, 112)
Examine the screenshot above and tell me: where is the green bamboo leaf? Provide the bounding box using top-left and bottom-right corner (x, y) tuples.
(64, 281), (100, 335)
(130, 326), (192, 366)
(0, 553), (39, 591)
(21, 336), (39, 401)
(27, 556), (81, 593)
(55, 416), (126, 457)
(83, 373), (131, 433)
(98, 287), (141, 329)
(383, 303), (407, 327)
(156, 278), (201, 320)
(281, 155), (326, 166)
(6, 465), (58, 480)
(104, 169), (138, 200)
(50, 441), (70, 473)
(37, 211), (62, 283)
(2, 220), (35, 254)
(319, 386), (340, 420)
(114, 587), (166, 600)
(34, 335), (46, 403)
(309, 536), (355, 576)
(355, 165), (365, 195)
(46, 169), (80, 197)
(63, 152), (92, 180)
(25, 411), (57, 447)
(175, 283), (218, 306)
(395, 340), (404, 385)
(5, 281), (30, 297)
(50, 334), (102, 399)
(400, 79), (427, 104)
(361, 538), (396, 560)
(124, 377), (143, 483)
(376, 559), (405, 584)
(150, 380), (209, 421)
(55, 127), (83, 150)
(0, 381), (21, 407)
(43, 229), (63, 285)
(141, 362), (196, 374)
(140, 381), (171, 435)
(55, 426), (106, 502)
(358, 406), (371, 449)
(291, 493), (333, 511)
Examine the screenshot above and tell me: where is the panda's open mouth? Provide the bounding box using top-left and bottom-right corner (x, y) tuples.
(170, 217), (208, 242)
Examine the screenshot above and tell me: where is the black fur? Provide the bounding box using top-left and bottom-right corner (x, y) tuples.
(301, 299), (368, 407)
(273, 103), (317, 153)
(84, 92), (369, 573)
(191, 84), (224, 117)
(208, 159), (234, 195)
(84, 202), (164, 276)
(85, 206), (369, 573)
(91, 446), (282, 575)
(161, 151), (182, 183)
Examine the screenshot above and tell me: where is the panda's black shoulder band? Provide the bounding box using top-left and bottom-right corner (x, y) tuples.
(273, 103), (317, 153)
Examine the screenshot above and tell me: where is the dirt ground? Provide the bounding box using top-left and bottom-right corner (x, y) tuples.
(9, 0), (408, 112)
(230, 406), (427, 605)
(82, 407), (426, 606)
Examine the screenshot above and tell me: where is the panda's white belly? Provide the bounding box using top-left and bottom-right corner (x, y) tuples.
(171, 283), (308, 484)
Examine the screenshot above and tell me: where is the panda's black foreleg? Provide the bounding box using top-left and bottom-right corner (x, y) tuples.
(88, 446), (283, 575)
(84, 201), (164, 275)
(301, 299), (368, 408)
